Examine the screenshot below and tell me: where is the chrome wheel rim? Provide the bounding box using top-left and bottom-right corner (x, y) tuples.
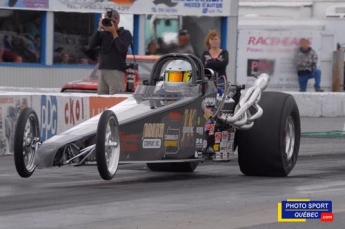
(104, 117), (120, 175)
(23, 115), (37, 172)
(285, 116), (295, 160)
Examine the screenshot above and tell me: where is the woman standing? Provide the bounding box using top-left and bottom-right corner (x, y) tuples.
(201, 30), (229, 83)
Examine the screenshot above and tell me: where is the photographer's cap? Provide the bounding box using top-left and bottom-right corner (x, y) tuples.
(106, 8), (120, 19)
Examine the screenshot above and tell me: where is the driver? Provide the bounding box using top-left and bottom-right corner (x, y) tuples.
(155, 59), (192, 93)
(153, 59), (193, 107)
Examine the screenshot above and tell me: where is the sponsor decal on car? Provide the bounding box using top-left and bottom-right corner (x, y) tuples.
(41, 95), (58, 141)
(168, 111), (181, 121)
(181, 109), (196, 142)
(195, 138), (203, 149)
(203, 97), (216, 107)
(213, 144), (220, 152)
(164, 127), (180, 154)
(202, 139), (208, 149)
(220, 142), (227, 154)
(142, 123), (165, 149)
(120, 132), (139, 152)
(222, 131), (229, 142)
(205, 123), (215, 135)
(143, 139), (161, 149)
(196, 127), (204, 135)
(215, 132), (221, 143)
(64, 98), (85, 126)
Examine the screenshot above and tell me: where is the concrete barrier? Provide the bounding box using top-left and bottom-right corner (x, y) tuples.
(0, 91), (344, 155)
(288, 92), (345, 117)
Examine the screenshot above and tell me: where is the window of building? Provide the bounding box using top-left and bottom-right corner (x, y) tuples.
(53, 12), (134, 65)
(53, 12), (98, 65)
(144, 15), (222, 58)
(0, 9), (43, 64)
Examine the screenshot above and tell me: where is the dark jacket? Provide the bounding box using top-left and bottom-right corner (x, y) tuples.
(202, 50), (229, 77)
(89, 27), (132, 72)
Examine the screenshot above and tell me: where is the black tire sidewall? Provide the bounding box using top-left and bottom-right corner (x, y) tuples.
(14, 108), (39, 178)
(237, 92), (301, 176)
(96, 110), (120, 180)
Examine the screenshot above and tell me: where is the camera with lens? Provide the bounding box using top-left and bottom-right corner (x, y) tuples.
(102, 18), (113, 27)
(102, 8), (114, 27)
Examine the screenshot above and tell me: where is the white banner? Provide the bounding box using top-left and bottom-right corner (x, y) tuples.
(236, 30), (322, 88)
(0, 0), (231, 16)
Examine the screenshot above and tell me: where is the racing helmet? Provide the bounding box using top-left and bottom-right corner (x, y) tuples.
(163, 59), (192, 90)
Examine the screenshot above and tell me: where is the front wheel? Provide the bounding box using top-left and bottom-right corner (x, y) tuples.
(96, 110), (121, 180)
(14, 108), (40, 178)
(236, 92), (301, 177)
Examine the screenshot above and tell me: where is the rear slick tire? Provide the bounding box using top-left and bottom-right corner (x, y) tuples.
(236, 92), (301, 177)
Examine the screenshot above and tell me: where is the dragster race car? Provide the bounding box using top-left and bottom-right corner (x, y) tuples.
(13, 53), (301, 181)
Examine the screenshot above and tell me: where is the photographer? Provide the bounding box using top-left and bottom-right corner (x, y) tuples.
(89, 9), (132, 95)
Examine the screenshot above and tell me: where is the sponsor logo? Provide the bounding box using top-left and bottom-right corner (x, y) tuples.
(220, 142), (227, 153)
(247, 59), (275, 77)
(202, 140), (208, 149)
(165, 128), (180, 154)
(247, 36), (311, 47)
(196, 138), (203, 148)
(213, 144), (220, 151)
(120, 132), (139, 152)
(205, 123), (215, 135)
(169, 111), (181, 121)
(142, 123), (165, 149)
(196, 127), (204, 135)
(181, 109), (196, 142)
(0, 98), (14, 104)
(143, 139), (161, 149)
(64, 98), (85, 125)
(222, 131), (229, 142)
(89, 97), (127, 117)
(153, 0), (178, 7)
(143, 123), (165, 139)
(215, 132), (221, 144)
(41, 95), (58, 141)
(204, 97), (216, 107)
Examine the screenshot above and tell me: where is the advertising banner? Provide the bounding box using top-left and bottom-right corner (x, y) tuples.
(0, 93), (129, 155)
(0, 0), (48, 10)
(0, 0), (231, 16)
(237, 30), (322, 88)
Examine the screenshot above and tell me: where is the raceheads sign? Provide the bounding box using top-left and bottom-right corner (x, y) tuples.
(0, 0), (231, 16)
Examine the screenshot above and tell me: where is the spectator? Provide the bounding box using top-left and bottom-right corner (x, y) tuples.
(201, 30), (229, 84)
(79, 58), (89, 65)
(33, 35), (41, 61)
(1, 42), (22, 63)
(24, 15), (41, 40)
(156, 37), (169, 55)
(174, 29), (194, 55)
(145, 40), (158, 55)
(60, 53), (71, 64)
(89, 8), (132, 95)
(295, 38), (324, 92)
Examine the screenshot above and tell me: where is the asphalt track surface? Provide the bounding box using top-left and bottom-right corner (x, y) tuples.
(0, 137), (345, 229)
